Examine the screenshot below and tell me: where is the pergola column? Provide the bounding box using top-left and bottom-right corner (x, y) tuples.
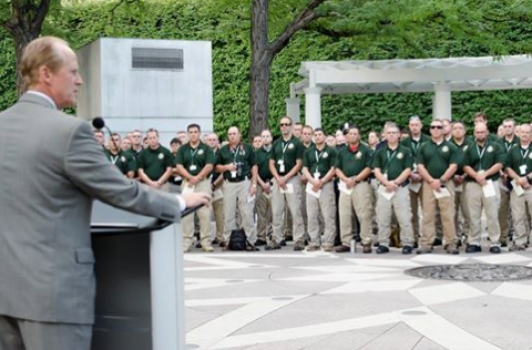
(285, 97), (300, 123)
(304, 87), (322, 128)
(432, 83), (452, 120)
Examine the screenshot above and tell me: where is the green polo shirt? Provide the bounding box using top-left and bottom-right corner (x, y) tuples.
(372, 144), (413, 181)
(463, 141), (505, 181)
(336, 143), (373, 177)
(269, 135), (305, 175)
(303, 144), (337, 179)
(137, 145), (173, 180)
(216, 143), (256, 180)
(105, 150), (137, 175)
(450, 138), (473, 176)
(416, 139), (460, 178)
(497, 136), (520, 154)
(506, 144), (532, 177)
(175, 141), (215, 176)
(400, 134), (430, 159)
(256, 146), (273, 182)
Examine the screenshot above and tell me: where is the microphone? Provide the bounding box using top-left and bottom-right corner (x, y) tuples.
(92, 117), (118, 151)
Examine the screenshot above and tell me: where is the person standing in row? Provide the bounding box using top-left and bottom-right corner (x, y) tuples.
(335, 125), (374, 253)
(176, 124), (216, 252)
(463, 122), (504, 254)
(216, 127), (258, 246)
(205, 133), (225, 246)
(302, 128), (337, 252)
(255, 129), (274, 246)
(268, 116), (306, 250)
(104, 136), (136, 178)
(137, 128), (173, 190)
(372, 123), (415, 254)
(416, 119), (460, 254)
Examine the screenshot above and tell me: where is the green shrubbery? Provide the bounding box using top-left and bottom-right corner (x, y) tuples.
(1, 0), (531, 139)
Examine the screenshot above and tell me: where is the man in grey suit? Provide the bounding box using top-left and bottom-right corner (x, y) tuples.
(0, 37), (209, 350)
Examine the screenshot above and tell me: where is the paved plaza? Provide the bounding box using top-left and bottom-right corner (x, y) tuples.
(183, 244), (532, 350)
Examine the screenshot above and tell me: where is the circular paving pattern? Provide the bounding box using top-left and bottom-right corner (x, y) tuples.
(405, 263), (532, 282)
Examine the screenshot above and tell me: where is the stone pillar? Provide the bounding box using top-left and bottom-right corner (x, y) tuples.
(304, 87), (323, 128)
(432, 83), (452, 120)
(285, 97), (301, 123)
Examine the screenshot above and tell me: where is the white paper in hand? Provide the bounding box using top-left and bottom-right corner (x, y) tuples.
(433, 187), (451, 199)
(338, 180), (353, 195)
(511, 180), (525, 197)
(306, 182), (321, 199)
(378, 185), (395, 201)
(280, 184), (294, 194)
(482, 180), (496, 198)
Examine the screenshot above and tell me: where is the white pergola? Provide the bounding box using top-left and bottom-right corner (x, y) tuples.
(287, 55), (532, 128)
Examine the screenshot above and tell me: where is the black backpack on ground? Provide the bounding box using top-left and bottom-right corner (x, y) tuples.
(228, 228), (259, 251)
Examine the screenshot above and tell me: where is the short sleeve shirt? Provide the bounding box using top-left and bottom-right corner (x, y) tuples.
(336, 143), (373, 177)
(175, 142), (215, 176)
(416, 139), (460, 178)
(216, 143), (256, 180)
(105, 150), (137, 175)
(303, 145), (337, 179)
(269, 136), (305, 175)
(450, 138), (474, 176)
(372, 144), (413, 181)
(506, 144), (532, 176)
(463, 141), (505, 181)
(137, 145), (174, 180)
(400, 134), (430, 160)
(256, 146), (273, 181)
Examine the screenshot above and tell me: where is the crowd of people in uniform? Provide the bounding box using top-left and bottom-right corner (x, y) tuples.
(94, 111), (532, 255)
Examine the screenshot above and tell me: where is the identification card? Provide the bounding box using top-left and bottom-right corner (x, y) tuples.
(189, 165), (197, 171)
(231, 171), (237, 178)
(280, 164), (285, 173)
(314, 172), (320, 179)
(520, 165), (527, 175)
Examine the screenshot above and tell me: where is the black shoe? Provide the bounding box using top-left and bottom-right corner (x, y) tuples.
(402, 245), (413, 255)
(219, 241), (226, 248)
(490, 246), (501, 254)
(280, 240), (287, 246)
(465, 244), (482, 253)
(195, 242), (202, 249)
(254, 239), (267, 246)
(335, 245), (350, 253)
(265, 243), (281, 250)
(212, 238), (220, 245)
(413, 241), (419, 249)
(285, 235), (293, 242)
(376, 246), (389, 254)
(293, 244), (305, 251)
(354, 234), (362, 242)
(247, 244), (260, 252)
(362, 244), (372, 254)
(433, 238), (443, 246)
(373, 241), (380, 247)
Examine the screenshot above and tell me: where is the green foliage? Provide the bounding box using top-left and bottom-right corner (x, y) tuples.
(1, 0), (532, 140)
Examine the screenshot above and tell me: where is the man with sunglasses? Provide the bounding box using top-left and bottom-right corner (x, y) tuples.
(268, 116), (306, 250)
(416, 119), (461, 254)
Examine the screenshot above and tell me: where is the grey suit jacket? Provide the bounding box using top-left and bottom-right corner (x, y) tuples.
(0, 93), (182, 325)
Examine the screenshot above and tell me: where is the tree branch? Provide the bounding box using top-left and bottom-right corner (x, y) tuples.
(269, 0), (328, 56)
(32, 0), (52, 33)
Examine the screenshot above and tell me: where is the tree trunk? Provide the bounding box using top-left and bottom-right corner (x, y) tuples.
(3, 0), (52, 95)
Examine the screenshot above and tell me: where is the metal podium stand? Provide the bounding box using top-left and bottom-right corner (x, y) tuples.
(90, 201), (187, 350)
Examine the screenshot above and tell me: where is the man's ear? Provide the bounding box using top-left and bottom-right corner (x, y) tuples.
(38, 65), (53, 85)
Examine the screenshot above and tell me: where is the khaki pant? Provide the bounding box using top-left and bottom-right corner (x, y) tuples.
(339, 182), (373, 245)
(212, 196), (224, 242)
(377, 185), (414, 247)
(223, 179), (256, 243)
(183, 179), (213, 250)
(370, 178), (379, 235)
(499, 185), (512, 244)
(510, 188), (532, 247)
(420, 182), (457, 248)
(255, 185), (273, 241)
(300, 179), (309, 239)
(272, 177), (305, 244)
(465, 181), (501, 246)
(409, 186), (422, 239)
(307, 181), (337, 247)
(454, 184), (470, 238)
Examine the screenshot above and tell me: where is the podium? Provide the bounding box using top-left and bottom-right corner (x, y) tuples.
(90, 201), (186, 350)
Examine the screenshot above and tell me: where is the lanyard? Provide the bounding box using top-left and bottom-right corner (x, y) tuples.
(521, 146), (530, 163)
(190, 147), (199, 165)
(281, 141), (290, 161)
(476, 144), (486, 170)
(383, 149), (398, 174)
(110, 155), (119, 165)
(231, 144), (241, 163)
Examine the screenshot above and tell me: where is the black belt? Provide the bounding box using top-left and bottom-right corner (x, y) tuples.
(227, 178), (246, 183)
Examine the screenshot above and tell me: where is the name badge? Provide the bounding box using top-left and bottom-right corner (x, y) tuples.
(190, 165), (197, 171)
(231, 171), (237, 178)
(279, 164), (285, 173)
(314, 172), (320, 179)
(520, 165), (527, 175)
